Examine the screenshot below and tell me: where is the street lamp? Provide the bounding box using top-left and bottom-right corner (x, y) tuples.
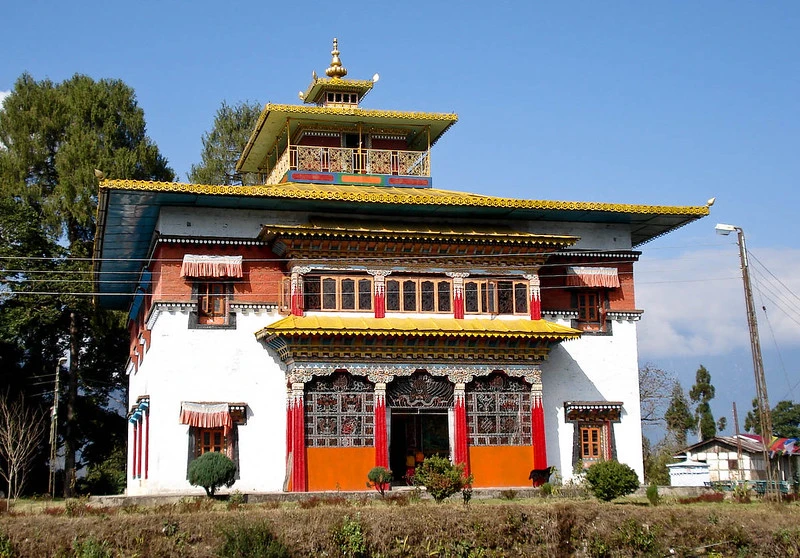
(715, 223), (777, 496)
(48, 356), (67, 498)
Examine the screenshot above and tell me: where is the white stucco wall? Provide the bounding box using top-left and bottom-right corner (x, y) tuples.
(543, 318), (644, 483)
(127, 308), (287, 495)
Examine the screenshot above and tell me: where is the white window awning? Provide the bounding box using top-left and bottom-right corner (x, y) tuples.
(180, 255), (243, 279)
(179, 402), (233, 428)
(566, 266), (620, 288)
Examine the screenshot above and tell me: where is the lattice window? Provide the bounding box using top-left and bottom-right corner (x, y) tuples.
(305, 373), (374, 448)
(466, 373), (531, 446)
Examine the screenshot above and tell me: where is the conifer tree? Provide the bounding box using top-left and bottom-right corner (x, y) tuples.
(664, 383), (695, 447)
(188, 100), (261, 185)
(0, 72), (174, 495)
(689, 365), (716, 442)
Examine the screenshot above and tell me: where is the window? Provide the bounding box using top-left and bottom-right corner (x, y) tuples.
(305, 276), (373, 311)
(386, 278), (452, 313)
(198, 283), (227, 324)
(579, 425), (603, 460)
(196, 427), (225, 456)
(464, 279), (529, 315)
(466, 373), (531, 446)
(574, 291), (608, 333)
(305, 373), (374, 447)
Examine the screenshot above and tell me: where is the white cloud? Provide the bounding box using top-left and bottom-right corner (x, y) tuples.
(0, 90), (9, 109)
(636, 247), (800, 358)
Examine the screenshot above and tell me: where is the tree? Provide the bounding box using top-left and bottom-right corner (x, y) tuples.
(412, 455), (473, 503)
(689, 365), (716, 442)
(584, 460), (640, 502)
(746, 399), (800, 438)
(0, 73), (174, 496)
(0, 394), (46, 502)
(188, 100), (262, 185)
(664, 383), (695, 447)
(188, 452), (237, 496)
(639, 363), (678, 427)
(366, 466), (392, 497)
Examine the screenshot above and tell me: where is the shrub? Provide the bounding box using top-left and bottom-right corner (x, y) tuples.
(218, 522), (290, 558)
(366, 466), (392, 497)
(413, 455), (473, 504)
(499, 489), (517, 501)
(0, 532), (15, 558)
(540, 482), (553, 498)
(646, 483), (660, 506)
(584, 460), (640, 502)
(332, 514), (367, 558)
(188, 451), (237, 497)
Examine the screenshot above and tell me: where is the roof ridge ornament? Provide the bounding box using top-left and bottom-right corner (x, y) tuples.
(325, 38), (348, 79)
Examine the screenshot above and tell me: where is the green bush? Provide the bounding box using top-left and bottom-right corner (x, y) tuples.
(646, 483), (660, 506)
(584, 460), (640, 502)
(218, 522), (289, 558)
(188, 451), (237, 497)
(366, 466), (392, 497)
(413, 455), (473, 504)
(331, 514), (367, 558)
(0, 532), (15, 558)
(540, 482), (553, 498)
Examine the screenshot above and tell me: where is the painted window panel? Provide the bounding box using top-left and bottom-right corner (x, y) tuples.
(305, 373), (374, 448)
(466, 374), (531, 446)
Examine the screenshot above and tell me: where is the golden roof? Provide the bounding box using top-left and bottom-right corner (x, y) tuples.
(255, 315), (582, 341)
(98, 179), (710, 217)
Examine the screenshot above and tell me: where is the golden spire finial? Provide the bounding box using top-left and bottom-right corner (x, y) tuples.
(325, 38), (348, 78)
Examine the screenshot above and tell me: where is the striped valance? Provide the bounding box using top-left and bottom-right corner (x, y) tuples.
(566, 266), (620, 288)
(180, 255), (243, 278)
(179, 402), (233, 428)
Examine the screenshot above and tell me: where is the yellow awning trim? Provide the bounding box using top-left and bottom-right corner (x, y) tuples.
(255, 315), (582, 341)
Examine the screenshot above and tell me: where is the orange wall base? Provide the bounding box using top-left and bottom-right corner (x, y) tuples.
(307, 447), (375, 492)
(468, 446), (533, 488)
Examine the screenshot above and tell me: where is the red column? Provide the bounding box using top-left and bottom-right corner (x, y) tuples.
(451, 274), (466, 319)
(144, 409), (149, 480)
(286, 388), (293, 473)
(453, 386), (469, 474)
(527, 273), (542, 320)
(531, 387), (547, 469)
(131, 422), (138, 479)
(137, 417), (143, 479)
(290, 271), (303, 316)
(374, 386), (388, 468)
(374, 276), (386, 319)
(291, 385), (307, 492)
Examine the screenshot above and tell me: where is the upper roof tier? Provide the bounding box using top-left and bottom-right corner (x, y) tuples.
(236, 39), (458, 177)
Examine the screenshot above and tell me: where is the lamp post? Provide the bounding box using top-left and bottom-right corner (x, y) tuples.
(48, 357), (67, 498)
(715, 223), (777, 496)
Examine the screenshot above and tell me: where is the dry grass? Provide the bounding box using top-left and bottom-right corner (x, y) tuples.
(0, 496), (798, 556)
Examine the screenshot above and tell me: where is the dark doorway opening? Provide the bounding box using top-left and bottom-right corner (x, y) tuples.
(389, 410), (449, 484)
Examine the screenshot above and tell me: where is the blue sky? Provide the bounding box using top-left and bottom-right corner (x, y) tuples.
(3, 1), (799, 440)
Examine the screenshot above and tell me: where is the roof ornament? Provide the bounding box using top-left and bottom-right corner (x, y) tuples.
(325, 38), (348, 79)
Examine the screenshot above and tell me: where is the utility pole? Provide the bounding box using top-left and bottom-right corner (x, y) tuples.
(716, 224), (777, 498)
(49, 357), (67, 498)
(732, 402), (743, 482)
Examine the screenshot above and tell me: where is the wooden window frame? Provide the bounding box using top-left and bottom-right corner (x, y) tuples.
(190, 282), (235, 329)
(579, 424), (603, 460)
(195, 427), (225, 457)
(464, 279), (529, 315)
(385, 277), (453, 314)
(314, 275), (374, 312)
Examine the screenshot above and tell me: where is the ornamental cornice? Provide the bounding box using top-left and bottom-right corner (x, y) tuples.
(285, 362), (542, 386)
(261, 102), (459, 122)
(157, 236), (267, 246)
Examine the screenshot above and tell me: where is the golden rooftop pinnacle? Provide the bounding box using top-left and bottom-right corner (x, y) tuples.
(325, 38), (347, 78)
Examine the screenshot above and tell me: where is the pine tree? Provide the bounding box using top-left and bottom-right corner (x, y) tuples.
(665, 383), (695, 447)
(188, 100), (262, 185)
(689, 365), (716, 441)
(0, 72), (174, 496)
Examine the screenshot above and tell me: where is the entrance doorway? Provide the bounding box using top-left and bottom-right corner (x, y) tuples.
(389, 410), (449, 483)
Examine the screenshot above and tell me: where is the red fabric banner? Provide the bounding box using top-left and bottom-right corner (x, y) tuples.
(454, 394), (469, 475)
(531, 395), (547, 469)
(292, 393), (307, 492)
(374, 395), (388, 467)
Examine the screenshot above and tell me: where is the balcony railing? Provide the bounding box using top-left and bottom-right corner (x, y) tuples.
(266, 146), (430, 185)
